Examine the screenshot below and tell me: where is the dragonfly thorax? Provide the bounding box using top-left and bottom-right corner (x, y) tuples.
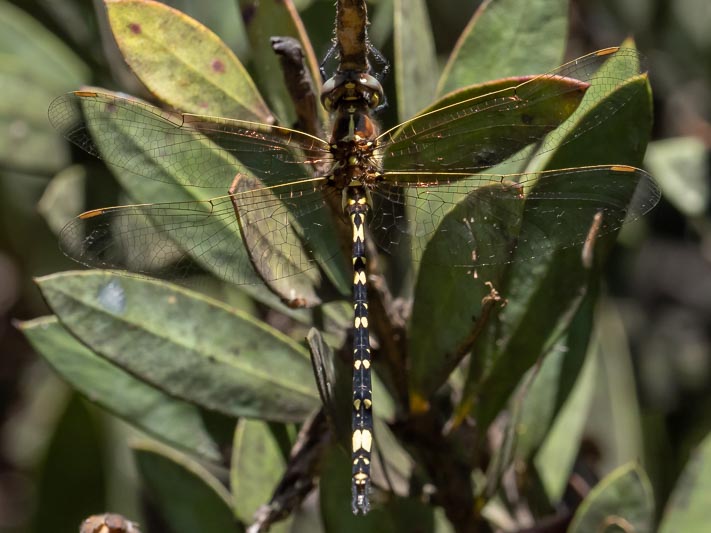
(328, 109), (381, 191)
(322, 67), (383, 192)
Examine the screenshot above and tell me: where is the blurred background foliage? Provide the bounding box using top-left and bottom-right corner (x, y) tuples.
(0, 0), (709, 531)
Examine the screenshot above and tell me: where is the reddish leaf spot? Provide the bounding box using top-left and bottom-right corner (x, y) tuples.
(211, 59), (226, 73)
(128, 23), (141, 34)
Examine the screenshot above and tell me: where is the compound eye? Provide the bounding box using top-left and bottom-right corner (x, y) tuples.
(369, 91), (381, 108)
(320, 76), (337, 111)
(359, 74), (384, 108)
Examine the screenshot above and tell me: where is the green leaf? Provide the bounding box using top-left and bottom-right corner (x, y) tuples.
(514, 294), (596, 463)
(409, 161), (654, 414)
(37, 271), (320, 422)
(586, 301), (645, 473)
(408, 183), (521, 402)
(422, 75), (576, 114)
(36, 165), (86, 237)
(645, 136), (709, 217)
(231, 420), (289, 529)
(544, 76), (652, 170)
(133, 440), (241, 533)
(19, 315), (222, 462)
(460, 55), (655, 430)
(238, 0), (325, 126)
(568, 463), (654, 533)
(0, 59), (69, 173)
(533, 323), (598, 501)
(0, 0), (88, 91)
(307, 328), (351, 440)
(437, 0), (567, 95)
(394, 0), (438, 120)
(488, 292), (597, 500)
(30, 394), (107, 533)
(382, 73), (588, 179)
(659, 432), (711, 533)
(106, 0), (272, 121)
(369, 0), (394, 50)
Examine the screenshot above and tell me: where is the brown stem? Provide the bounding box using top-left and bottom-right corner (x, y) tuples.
(271, 36), (324, 139)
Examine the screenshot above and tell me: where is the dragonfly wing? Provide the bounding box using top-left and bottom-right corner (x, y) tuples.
(371, 175), (525, 267)
(510, 165), (659, 265)
(232, 176), (350, 303)
(60, 178), (348, 302)
(371, 165), (659, 268)
(49, 90), (332, 192)
(376, 48), (644, 177)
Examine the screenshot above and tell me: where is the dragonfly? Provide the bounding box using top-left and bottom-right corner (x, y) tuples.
(48, 6), (659, 517)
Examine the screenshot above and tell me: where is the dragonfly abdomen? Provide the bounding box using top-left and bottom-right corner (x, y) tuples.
(347, 185), (373, 515)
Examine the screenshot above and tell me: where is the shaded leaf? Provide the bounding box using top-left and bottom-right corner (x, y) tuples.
(483, 292), (597, 500)
(437, 0), (567, 95)
(0, 0), (88, 91)
(645, 136), (709, 217)
(533, 326), (598, 501)
(19, 315), (222, 462)
(514, 293), (596, 463)
(585, 302), (645, 474)
(239, 0), (324, 126)
(30, 394), (106, 533)
(393, 0), (437, 120)
(37, 271), (320, 422)
(133, 441), (241, 533)
(659, 432), (711, 533)
(307, 328), (350, 441)
(568, 463), (654, 533)
(37, 165), (86, 237)
(231, 420), (289, 530)
(0, 59), (70, 173)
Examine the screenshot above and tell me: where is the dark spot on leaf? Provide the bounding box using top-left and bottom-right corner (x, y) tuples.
(211, 59), (226, 73)
(242, 4), (256, 25)
(128, 23), (141, 34)
(521, 113), (534, 125)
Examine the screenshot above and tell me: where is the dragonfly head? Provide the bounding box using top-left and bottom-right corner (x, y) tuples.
(321, 71), (383, 112)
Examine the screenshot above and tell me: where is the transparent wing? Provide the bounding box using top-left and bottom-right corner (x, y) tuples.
(370, 165), (660, 267)
(59, 178), (347, 291)
(376, 47), (644, 177)
(49, 90), (333, 191)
